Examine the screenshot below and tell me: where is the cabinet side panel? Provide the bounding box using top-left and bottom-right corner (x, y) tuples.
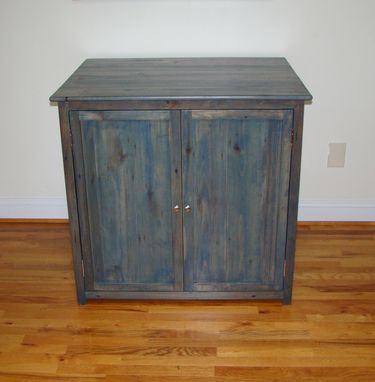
(271, 110), (294, 291)
(58, 103), (86, 304)
(283, 104), (305, 304)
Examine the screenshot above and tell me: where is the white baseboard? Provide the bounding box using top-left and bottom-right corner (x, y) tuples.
(0, 198), (68, 219)
(0, 198), (374, 221)
(298, 199), (375, 221)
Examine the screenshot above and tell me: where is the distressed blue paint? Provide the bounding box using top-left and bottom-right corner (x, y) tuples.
(183, 110), (293, 292)
(75, 111), (181, 291)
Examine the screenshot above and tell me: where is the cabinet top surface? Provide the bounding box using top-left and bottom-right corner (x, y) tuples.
(50, 57), (312, 102)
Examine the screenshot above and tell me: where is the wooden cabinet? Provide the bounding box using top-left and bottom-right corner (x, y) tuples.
(50, 58), (312, 304)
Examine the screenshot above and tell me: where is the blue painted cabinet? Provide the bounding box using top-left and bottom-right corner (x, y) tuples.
(70, 108), (293, 296)
(51, 58), (311, 303)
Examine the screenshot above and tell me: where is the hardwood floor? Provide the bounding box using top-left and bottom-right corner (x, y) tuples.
(0, 222), (374, 381)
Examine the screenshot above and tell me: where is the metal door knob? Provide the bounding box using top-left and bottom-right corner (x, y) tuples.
(173, 205), (180, 213)
(184, 204), (192, 213)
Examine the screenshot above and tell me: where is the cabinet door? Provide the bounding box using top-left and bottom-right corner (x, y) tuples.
(182, 110), (293, 292)
(70, 111), (182, 292)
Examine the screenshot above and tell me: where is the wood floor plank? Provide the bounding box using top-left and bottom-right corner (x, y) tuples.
(0, 222), (374, 381)
(215, 367), (375, 381)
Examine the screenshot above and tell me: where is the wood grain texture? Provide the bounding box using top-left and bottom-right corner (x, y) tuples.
(51, 59), (312, 303)
(0, 222), (375, 381)
(283, 103), (304, 304)
(58, 102), (86, 304)
(50, 58), (312, 102)
(63, 106), (300, 302)
(70, 111), (183, 292)
(67, 99), (302, 111)
(182, 110), (293, 292)
(0, 219), (69, 224)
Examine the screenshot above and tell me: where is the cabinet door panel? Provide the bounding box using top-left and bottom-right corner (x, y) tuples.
(182, 110), (293, 292)
(70, 111), (182, 291)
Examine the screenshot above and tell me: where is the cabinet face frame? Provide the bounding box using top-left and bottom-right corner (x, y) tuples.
(58, 100), (305, 304)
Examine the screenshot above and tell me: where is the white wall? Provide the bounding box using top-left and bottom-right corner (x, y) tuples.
(0, 0), (374, 220)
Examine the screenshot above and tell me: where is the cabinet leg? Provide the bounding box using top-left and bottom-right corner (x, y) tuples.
(76, 290), (87, 305)
(282, 290), (292, 305)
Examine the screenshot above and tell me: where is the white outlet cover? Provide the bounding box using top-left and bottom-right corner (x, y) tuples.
(328, 142), (346, 168)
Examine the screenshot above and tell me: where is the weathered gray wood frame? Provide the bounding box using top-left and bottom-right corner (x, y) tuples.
(57, 99), (305, 304)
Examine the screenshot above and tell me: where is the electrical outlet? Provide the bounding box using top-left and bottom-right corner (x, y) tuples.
(327, 143), (346, 168)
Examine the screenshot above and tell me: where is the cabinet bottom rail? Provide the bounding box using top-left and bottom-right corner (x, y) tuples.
(84, 290), (286, 302)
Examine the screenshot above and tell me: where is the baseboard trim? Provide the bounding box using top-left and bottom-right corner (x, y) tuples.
(0, 198), (374, 222)
(298, 199), (375, 221)
(297, 220), (375, 226)
(0, 198), (68, 219)
(0, 218), (69, 224)
(2, 220), (375, 228)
